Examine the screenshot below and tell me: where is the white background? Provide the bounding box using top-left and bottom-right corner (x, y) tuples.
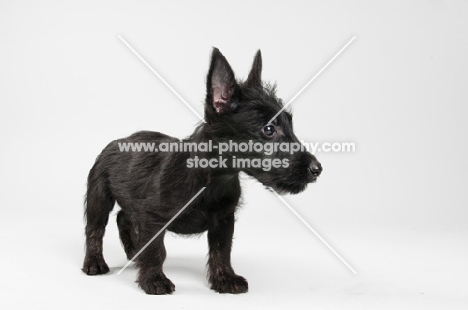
(1, 0), (467, 309)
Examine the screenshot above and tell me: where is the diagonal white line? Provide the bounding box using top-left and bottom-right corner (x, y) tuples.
(268, 36), (356, 124)
(118, 35), (206, 123)
(269, 187), (357, 274)
(117, 187), (206, 275)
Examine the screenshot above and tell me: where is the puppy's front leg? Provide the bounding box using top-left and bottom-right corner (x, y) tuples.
(207, 213), (248, 294)
(136, 224), (175, 295)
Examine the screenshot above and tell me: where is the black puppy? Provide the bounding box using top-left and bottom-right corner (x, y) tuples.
(82, 48), (322, 294)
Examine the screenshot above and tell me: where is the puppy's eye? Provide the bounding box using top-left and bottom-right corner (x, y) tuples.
(263, 124), (276, 137)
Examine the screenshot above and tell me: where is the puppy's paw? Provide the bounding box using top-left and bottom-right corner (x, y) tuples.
(211, 274), (248, 294)
(82, 259), (110, 275)
(139, 276), (175, 295)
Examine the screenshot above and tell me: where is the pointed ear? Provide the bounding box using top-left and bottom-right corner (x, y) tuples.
(206, 48), (237, 114)
(245, 50), (262, 87)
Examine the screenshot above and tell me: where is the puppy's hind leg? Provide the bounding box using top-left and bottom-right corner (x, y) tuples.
(82, 164), (115, 275)
(117, 210), (139, 260)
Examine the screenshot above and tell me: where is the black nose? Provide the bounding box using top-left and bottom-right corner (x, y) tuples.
(309, 162), (322, 177)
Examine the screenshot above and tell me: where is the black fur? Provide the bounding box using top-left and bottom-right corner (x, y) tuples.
(82, 48), (322, 294)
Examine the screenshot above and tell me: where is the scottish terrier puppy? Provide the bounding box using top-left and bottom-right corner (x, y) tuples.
(82, 48), (322, 294)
